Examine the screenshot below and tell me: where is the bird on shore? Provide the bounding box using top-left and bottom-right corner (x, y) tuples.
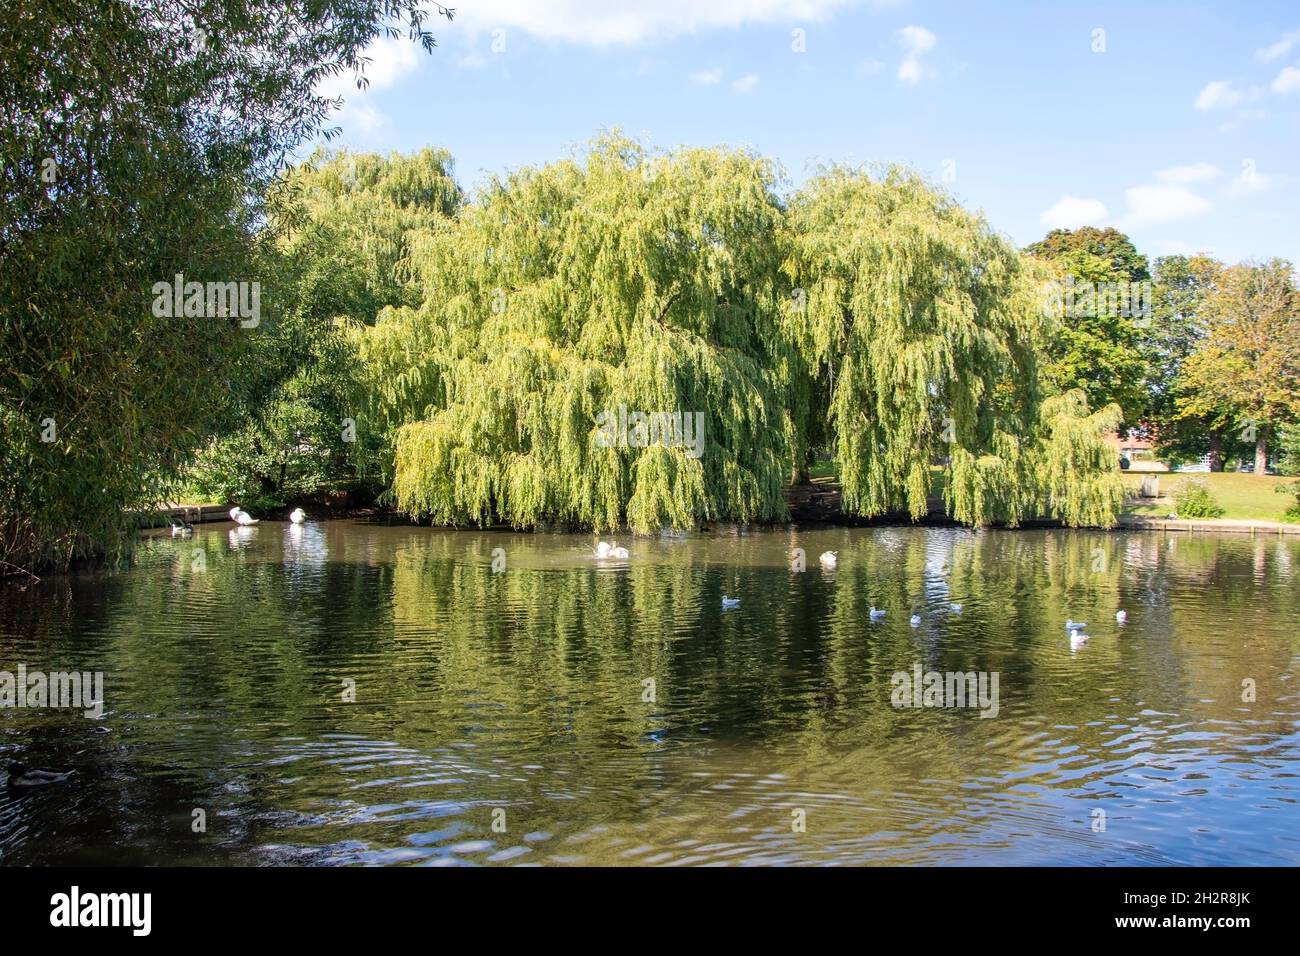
(289, 508), (306, 524)
(170, 519), (193, 538)
(7, 762), (72, 789)
(1115, 610), (1128, 624)
(722, 596), (741, 609)
(819, 551), (837, 569)
(870, 607), (887, 622)
(229, 507), (259, 526)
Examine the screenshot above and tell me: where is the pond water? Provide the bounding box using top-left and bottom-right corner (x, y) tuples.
(2, 521), (1298, 866)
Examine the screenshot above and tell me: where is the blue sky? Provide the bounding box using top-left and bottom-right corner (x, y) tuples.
(316, 0), (1300, 265)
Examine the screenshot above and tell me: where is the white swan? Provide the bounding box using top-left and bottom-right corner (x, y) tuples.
(722, 596), (740, 609)
(1115, 610), (1128, 624)
(594, 540), (612, 558)
(229, 507), (259, 526)
(869, 607), (887, 622)
(609, 543), (630, 560)
(819, 551), (837, 569)
(289, 508), (306, 524)
(909, 613), (921, 628)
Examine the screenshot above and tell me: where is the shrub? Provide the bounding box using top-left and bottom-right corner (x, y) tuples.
(1173, 478), (1225, 518)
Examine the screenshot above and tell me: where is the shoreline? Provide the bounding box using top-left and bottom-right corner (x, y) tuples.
(140, 501), (1300, 536)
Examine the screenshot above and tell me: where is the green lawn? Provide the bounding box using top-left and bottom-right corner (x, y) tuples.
(1123, 471), (1299, 523)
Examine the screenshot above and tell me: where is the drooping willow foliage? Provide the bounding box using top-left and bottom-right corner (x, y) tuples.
(356, 136), (799, 531)
(785, 164), (1123, 527)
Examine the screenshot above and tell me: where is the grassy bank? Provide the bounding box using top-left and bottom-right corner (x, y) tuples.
(1122, 472), (1298, 523)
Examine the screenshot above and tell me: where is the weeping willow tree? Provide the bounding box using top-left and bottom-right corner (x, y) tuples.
(785, 165), (1123, 527)
(355, 135), (797, 532)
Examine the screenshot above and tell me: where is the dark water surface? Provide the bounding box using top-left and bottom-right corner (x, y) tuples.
(2, 521), (1297, 866)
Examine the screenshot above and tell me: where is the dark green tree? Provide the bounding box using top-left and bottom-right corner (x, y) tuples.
(0, 0), (451, 572)
(1025, 227), (1151, 424)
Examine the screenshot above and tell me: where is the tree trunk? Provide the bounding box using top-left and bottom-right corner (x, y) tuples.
(1207, 432), (1223, 472)
(1255, 426), (1268, 476)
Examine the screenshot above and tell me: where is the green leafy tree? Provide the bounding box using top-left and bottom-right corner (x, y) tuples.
(0, 0), (450, 572)
(188, 149), (463, 508)
(1177, 259), (1300, 476)
(787, 169), (1123, 527)
(1146, 255), (1231, 468)
(1025, 227), (1150, 423)
(357, 135), (797, 532)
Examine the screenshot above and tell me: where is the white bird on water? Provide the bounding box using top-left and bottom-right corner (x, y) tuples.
(1065, 619), (1087, 631)
(819, 551), (837, 569)
(870, 607), (887, 622)
(722, 596), (741, 610)
(594, 540), (612, 558)
(1069, 628), (1090, 650)
(909, 613), (922, 628)
(229, 507), (259, 526)
(289, 508), (306, 524)
(949, 603), (963, 613)
(609, 543), (630, 560)
(1115, 610), (1128, 624)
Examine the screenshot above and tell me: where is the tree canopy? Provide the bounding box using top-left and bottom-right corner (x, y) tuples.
(1177, 259), (1300, 473)
(1025, 226), (1151, 422)
(357, 136), (796, 532)
(0, 0), (450, 570)
(350, 143), (1124, 533)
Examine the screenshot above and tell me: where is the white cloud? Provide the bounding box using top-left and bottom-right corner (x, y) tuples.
(1119, 184), (1212, 228)
(691, 67), (723, 85)
(1040, 195), (1109, 230)
(731, 73), (760, 93)
(1228, 164), (1272, 197)
(1155, 162), (1222, 184)
(317, 35), (422, 98)
(1194, 80), (1243, 110)
(451, 0), (858, 47)
(1272, 66), (1300, 94)
(895, 25), (936, 85)
(1256, 29), (1300, 62)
